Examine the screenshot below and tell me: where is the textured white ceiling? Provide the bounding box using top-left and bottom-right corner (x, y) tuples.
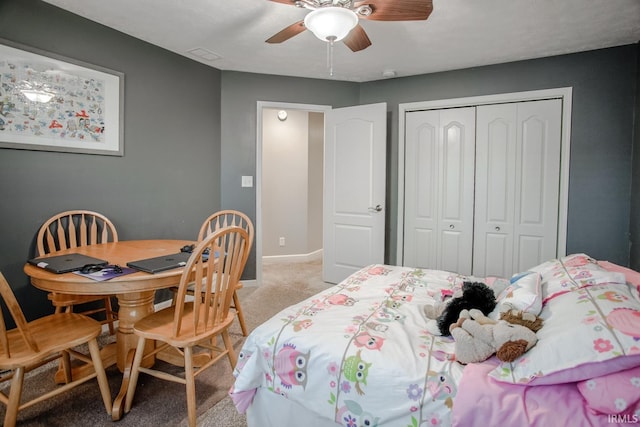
(42, 0), (640, 82)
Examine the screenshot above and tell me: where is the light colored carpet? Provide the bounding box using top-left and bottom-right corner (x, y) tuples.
(0, 259), (331, 426)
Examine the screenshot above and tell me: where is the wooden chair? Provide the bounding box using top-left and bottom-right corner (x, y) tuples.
(36, 210), (118, 335)
(0, 272), (112, 427)
(124, 226), (249, 427)
(171, 210), (254, 336)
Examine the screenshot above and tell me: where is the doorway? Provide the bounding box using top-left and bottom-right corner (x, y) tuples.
(256, 101), (388, 286)
(256, 102), (330, 287)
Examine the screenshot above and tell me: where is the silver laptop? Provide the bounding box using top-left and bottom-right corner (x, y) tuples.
(28, 253), (108, 274)
(127, 252), (191, 274)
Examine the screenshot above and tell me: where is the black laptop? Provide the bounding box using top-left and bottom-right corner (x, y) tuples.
(28, 253), (108, 274)
(127, 252), (192, 274)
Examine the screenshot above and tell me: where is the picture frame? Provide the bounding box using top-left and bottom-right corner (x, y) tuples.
(0, 38), (124, 156)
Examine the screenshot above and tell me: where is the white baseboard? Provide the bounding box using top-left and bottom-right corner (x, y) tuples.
(155, 299), (173, 311)
(263, 249), (322, 265)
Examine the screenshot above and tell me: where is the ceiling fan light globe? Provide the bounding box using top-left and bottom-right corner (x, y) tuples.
(304, 7), (358, 42)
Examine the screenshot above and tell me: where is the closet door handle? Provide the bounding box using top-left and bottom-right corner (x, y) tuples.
(449, 224), (455, 229)
(495, 226), (501, 231)
(368, 205), (383, 213)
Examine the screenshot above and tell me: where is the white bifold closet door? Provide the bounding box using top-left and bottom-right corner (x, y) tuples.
(403, 107), (476, 275)
(473, 99), (562, 277)
(403, 99), (562, 277)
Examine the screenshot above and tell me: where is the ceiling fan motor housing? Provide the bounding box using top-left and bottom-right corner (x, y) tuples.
(295, 0), (354, 10)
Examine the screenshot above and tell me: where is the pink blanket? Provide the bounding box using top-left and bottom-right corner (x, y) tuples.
(453, 261), (640, 427)
(452, 358), (614, 427)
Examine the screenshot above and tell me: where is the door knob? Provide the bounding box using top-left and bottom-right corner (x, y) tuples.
(495, 226), (501, 231)
(368, 205), (383, 212)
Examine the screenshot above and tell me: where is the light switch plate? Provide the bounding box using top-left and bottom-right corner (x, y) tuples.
(241, 176), (253, 188)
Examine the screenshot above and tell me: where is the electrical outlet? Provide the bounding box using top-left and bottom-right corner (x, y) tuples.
(279, 237), (285, 246)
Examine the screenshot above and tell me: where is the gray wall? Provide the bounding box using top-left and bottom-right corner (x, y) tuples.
(0, 0), (223, 319)
(359, 45), (638, 267)
(632, 42), (640, 272)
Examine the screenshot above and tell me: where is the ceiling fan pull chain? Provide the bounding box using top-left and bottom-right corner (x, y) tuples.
(327, 37), (335, 77)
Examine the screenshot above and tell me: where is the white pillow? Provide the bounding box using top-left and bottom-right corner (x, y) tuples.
(494, 271), (542, 316)
(490, 281), (640, 385)
(530, 254), (626, 302)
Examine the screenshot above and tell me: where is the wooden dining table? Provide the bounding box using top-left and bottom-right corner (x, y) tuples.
(24, 239), (195, 420)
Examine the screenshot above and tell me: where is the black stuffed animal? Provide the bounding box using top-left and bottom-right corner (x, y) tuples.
(436, 281), (496, 336)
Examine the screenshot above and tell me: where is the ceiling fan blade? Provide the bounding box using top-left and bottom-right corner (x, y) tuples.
(266, 20), (307, 43)
(342, 24), (372, 52)
(356, 0), (433, 21)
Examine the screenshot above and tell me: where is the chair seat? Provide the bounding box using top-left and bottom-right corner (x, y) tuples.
(0, 313), (101, 370)
(133, 305), (235, 348)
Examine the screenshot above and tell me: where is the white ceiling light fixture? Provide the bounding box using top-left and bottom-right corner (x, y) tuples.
(303, 7), (358, 43)
(382, 70), (397, 78)
(303, 6), (358, 78)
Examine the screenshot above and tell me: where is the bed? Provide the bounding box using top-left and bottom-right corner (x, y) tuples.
(230, 254), (640, 426)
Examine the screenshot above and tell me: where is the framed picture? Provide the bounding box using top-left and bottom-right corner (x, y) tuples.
(0, 38), (124, 156)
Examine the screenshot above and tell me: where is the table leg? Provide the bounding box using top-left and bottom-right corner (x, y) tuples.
(116, 291), (156, 371)
(111, 292), (157, 420)
(112, 348), (135, 421)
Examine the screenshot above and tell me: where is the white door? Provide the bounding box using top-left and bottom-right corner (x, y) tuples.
(473, 99), (562, 277)
(323, 103), (387, 284)
(403, 107), (476, 274)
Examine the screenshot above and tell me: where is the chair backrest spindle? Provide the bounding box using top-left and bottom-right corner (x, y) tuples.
(0, 273), (39, 357)
(37, 210), (118, 256)
(172, 227), (248, 339)
(197, 210), (254, 282)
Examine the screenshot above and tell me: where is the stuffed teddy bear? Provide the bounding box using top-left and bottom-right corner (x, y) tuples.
(424, 281), (498, 336)
(500, 308), (544, 332)
(449, 309), (538, 364)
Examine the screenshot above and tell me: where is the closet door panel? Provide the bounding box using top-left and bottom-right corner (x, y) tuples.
(486, 121), (511, 223)
(519, 118), (546, 224)
(515, 99), (562, 270)
(485, 233), (510, 277)
(403, 108), (475, 274)
(414, 229), (435, 269)
(517, 235), (544, 273)
(404, 110), (439, 268)
(441, 230), (465, 273)
(437, 108), (475, 274)
(474, 104), (517, 277)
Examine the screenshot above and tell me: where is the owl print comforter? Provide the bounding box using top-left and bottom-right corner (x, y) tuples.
(230, 264), (466, 427)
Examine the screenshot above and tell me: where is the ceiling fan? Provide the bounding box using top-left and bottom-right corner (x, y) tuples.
(266, 0), (434, 52)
